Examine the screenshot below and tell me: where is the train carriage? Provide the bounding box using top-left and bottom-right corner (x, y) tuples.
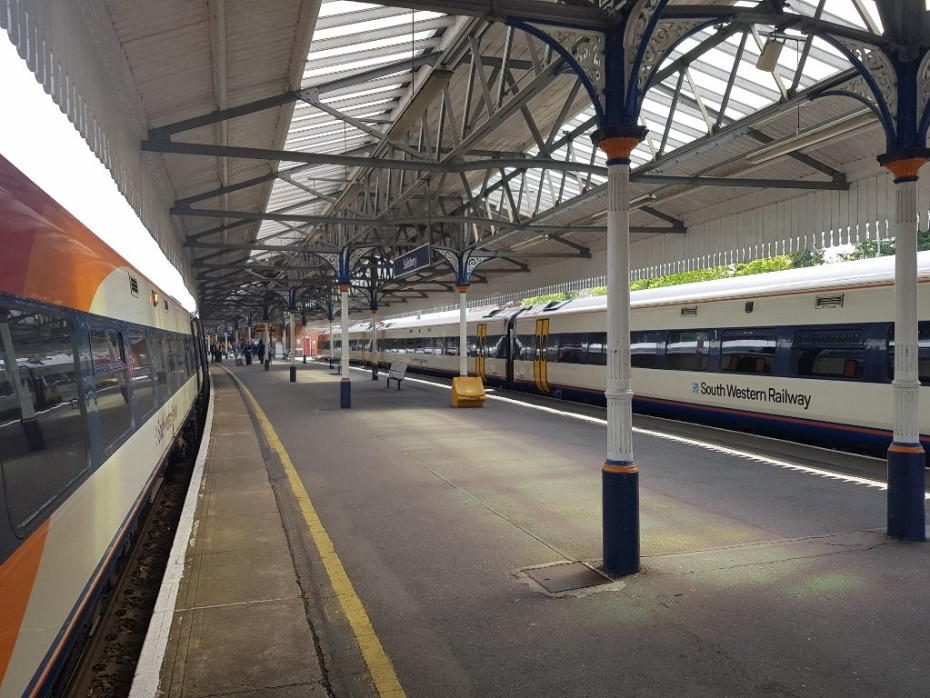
(330, 251), (930, 460)
(343, 306), (524, 385)
(0, 156), (208, 697)
(513, 253), (930, 455)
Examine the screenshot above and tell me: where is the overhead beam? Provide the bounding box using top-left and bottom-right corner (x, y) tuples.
(175, 207), (615, 234)
(632, 174), (847, 190)
(143, 141), (607, 176)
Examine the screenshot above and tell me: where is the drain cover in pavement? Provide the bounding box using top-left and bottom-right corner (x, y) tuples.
(524, 562), (610, 593)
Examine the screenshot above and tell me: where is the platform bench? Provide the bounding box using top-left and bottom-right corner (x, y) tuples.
(386, 362), (408, 390)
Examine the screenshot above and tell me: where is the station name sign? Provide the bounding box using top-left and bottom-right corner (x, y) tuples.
(392, 244), (431, 279)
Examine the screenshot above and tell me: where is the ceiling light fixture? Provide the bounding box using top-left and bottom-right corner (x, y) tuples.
(743, 111), (874, 165)
(756, 37), (784, 72)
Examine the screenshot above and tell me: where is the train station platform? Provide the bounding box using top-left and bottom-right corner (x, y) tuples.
(134, 361), (930, 698)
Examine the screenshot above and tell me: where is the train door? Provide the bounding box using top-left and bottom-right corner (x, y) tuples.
(534, 318), (551, 394)
(476, 323), (487, 380)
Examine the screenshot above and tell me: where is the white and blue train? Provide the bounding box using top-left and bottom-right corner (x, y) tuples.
(324, 252), (930, 458)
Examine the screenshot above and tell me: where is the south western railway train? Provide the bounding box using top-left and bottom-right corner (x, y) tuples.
(0, 156), (209, 697)
(325, 252), (930, 458)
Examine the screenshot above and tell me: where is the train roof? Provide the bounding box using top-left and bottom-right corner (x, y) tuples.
(0, 155), (190, 317)
(517, 251), (930, 318)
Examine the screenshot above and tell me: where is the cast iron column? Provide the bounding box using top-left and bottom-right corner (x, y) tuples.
(371, 309), (379, 380)
(289, 310), (297, 383)
(885, 156), (927, 540)
(340, 283), (351, 408)
(458, 285), (468, 376)
(598, 133), (643, 575)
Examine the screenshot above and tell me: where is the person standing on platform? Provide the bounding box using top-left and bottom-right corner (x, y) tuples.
(210, 342), (218, 363)
(257, 339), (265, 364)
(244, 343), (252, 366)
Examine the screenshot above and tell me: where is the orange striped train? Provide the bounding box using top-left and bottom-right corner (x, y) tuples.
(0, 156), (209, 697)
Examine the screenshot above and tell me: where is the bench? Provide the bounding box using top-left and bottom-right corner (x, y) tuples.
(386, 362), (408, 390)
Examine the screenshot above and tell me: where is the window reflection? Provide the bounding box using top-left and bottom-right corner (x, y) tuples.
(0, 306), (87, 529)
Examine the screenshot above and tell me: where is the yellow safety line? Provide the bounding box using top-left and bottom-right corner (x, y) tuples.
(225, 369), (405, 697)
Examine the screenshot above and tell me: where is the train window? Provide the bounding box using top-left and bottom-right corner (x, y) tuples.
(791, 328), (864, 380)
(585, 333), (607, 365)
(630, 331), (660, 368)
(514, 334), (534, 361)
(665, 330), (711, 371)
(168, 336), (184, 394)
(556, 333), (585, 364)
(886, 323), (930, 384)
(152, 334), (169, 398)
(446, 336), (460, 356)
(486, 335), (505, 359)
(544, 333), (559, 362)
(0, 305), (89, 531)
(90, 328), (134, 451)
(467, 336), (478, 358)
(719, 328), (776, 375)
(129, 330), (157, 420)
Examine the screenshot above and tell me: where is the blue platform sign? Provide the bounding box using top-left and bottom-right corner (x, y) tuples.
(393, 244), (431, 278)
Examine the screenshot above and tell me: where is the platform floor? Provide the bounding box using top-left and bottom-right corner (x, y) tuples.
(142, 361), (930, 698)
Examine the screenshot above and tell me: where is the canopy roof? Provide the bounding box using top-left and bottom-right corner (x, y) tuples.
(89, 0), (928, 323)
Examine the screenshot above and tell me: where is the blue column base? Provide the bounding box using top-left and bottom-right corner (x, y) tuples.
(290, 365), (297, 382)
(340, 378), (352, 409)
(372, 366), (379, 380)
(602, 463), (639, 576)
(264, 359), (270, 371)
(887, 444), (926, 541)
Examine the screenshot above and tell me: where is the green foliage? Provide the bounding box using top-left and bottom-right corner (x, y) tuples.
(520, 291), (576, 306)
(733, 255), (794, 276)
(630, 267), (729, 291)
(838, 229), (930, 261)
(787, 249), (825, 267)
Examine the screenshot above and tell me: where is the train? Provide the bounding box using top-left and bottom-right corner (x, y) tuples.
(323, 252), (930, 458)
(0, 155), (209, 697)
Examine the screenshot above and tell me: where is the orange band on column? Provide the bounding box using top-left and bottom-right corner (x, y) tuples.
(885, 157), (926, 180)
(339, 283), (350, 292)
(598, 137), (640, 161)
(603, 463), (639, 474)
(889, 443), (925, 454)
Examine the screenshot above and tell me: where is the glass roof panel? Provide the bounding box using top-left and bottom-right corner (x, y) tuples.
(252, 0), (883, 269)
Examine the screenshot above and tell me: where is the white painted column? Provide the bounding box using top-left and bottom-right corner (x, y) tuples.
(882, 157), (926, 541)
(605, 161), (634, 466)
(597, 134), (641, 575)
(893, 178), (920, 445)
(341, 285), (350, 377)
(329, 318), (334, 365)
(458, 286), (468, 376)
(289, 312), (297, 363)
(371, 309), (379, 378)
